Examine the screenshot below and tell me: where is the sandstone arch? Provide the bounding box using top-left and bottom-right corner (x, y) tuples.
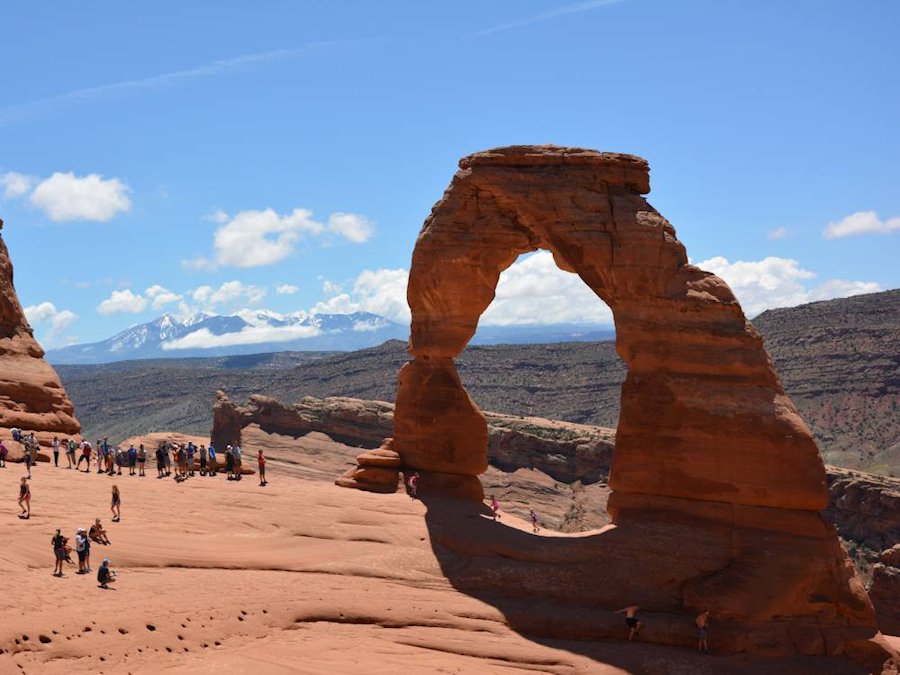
(384, 146), (874, 653)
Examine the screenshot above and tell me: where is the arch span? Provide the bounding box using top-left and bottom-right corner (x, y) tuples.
(340, 146), (875, 654)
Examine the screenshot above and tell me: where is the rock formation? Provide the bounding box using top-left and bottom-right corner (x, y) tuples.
(870, 545), (900, 635)
(0, 222), (80, 447)
(337, 145), (877, 655)
(212, 392), (615, 485)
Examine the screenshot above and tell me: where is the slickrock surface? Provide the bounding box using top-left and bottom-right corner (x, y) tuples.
(368, 145), (875, 654)
(0, 460), (894, 674)
(0, 226), (80, 445)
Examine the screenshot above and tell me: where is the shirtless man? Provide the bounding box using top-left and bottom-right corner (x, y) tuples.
(616, 605), (642, 641)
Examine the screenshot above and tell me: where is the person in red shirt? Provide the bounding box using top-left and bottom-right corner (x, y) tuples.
(257, 449), (267, 487)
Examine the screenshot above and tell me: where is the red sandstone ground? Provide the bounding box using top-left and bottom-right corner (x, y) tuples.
(0, 428), (891, 674)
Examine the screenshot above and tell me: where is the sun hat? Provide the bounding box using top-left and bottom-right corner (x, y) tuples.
(103, 558), (110, 564)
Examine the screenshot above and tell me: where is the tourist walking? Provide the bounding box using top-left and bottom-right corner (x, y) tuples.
(66, 438), (76, 468)
(78, 439), (92, 471)
(529, 509), (540, 533)
(111, 485), (121, 522)
(18, 477), (31, 519)
(23, 446), (33, 479)
(52, 436), (60, 467)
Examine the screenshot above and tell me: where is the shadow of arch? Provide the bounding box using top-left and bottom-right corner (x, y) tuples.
(390, 146), (874, 656)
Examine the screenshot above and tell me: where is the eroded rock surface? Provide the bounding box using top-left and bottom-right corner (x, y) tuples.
(356, 145), (875, 655)
(0, 224), (80, 445)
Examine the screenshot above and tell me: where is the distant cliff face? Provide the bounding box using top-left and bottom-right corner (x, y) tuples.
(0, 228), (80, 439)
(753, 289), (900, 474)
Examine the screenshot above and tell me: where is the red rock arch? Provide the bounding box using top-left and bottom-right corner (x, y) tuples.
(395, 145), (822, 510)
(387, 146), (875, 652)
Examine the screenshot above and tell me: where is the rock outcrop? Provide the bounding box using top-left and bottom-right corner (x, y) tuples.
(212, 392), (615, 486)
(870, 545), (900, 636)
(0, 222), (80, 446)
(826, 468), (900, 551)
(339, 146), (875, 655)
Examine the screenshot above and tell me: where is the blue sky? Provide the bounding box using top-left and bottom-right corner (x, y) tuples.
(2, 1), (898, 349)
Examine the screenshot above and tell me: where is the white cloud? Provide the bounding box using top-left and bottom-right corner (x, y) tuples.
(767, 227), (789, 240)
(96, 289), (148, 315)
(29, 172), (131, 222)
(145, 284), (183, 309)
(24, 301), (79, 348)
(327, 212), (375, 243)
(823, 211), (900, 239)
(697, 255), (881, 317)
(184, 281), (266, 313)
(312, 268), (410, 323)
(211, 208), (324, 267)
(276, 283), (299, 295)
(469, 0), (623, 38)
(188, 207), (376, 269)
(0, 171), (35, 198)
(161, 324), (321, 351)
(482, 251), (613, 325)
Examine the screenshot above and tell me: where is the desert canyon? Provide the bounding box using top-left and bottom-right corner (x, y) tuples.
(1, 149), (898, 674)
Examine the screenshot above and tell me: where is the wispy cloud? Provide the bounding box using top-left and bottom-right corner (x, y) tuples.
(468, 0), (624, 38)
(0, 40), (362, 126)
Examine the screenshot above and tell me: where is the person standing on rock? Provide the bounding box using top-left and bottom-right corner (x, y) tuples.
(199, 444), (208, 476)
(78, 439), (91, 471)
(52, 528), (67, 576)
(207, 443), (217, 476)
(186, 442), (196, 477)
(695, 610), (710, 652)
(75, 527), (89, 574)
(111, 485), (121, 522)
(529, 509), (540, 533)
(18, 477), (31, 518)
(616, 605), (642, 641)
(490, 495), (501, 520)
(23, 444), (33, 479)
(232, 444), (242, 479)
(0, 437), (7, 467)
(225, 446), (235, 480)
(128, 444), (137, 476)
(406, 471), (419, 499)
(257, 448), (267, 486)
(52, 436), (60, 467)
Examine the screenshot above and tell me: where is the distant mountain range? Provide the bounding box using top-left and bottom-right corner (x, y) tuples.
(46, 310), (615, 365)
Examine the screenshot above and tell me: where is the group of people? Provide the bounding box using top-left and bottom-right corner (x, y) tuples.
(50, 519), (117, 588)
(615, 606), (711, 652)
(5, 432), (269, 488)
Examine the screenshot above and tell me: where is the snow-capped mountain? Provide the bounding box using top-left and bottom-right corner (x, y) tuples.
(46, 311), (408, 364)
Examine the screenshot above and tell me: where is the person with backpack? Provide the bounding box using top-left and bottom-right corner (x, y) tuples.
(186, 442), (196, 477)
(75, 528), (89, 574)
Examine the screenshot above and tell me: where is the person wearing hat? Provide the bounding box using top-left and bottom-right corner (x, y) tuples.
(75, 527), (89, 573)
(97, 558), (116, 589)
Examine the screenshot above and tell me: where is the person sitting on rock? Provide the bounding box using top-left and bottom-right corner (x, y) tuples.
(90, 518), (111, 545)
(97, 558), (116, 589)
(616, 605), (642, 641)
